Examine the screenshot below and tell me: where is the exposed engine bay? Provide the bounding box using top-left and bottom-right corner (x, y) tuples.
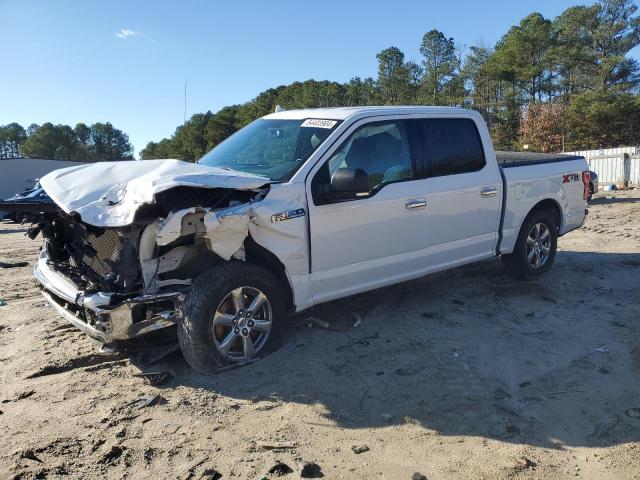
(25, 185), (265, 297)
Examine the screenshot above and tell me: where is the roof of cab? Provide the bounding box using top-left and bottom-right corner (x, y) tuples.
(262, 105), (473, 121)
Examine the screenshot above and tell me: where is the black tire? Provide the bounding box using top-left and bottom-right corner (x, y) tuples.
(178, 261), (288, 374)
(502, 209), (558, 280)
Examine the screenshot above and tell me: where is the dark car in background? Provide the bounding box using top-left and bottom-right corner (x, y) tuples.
(588, 170), (599, 201)
(1, 181), (53, 222)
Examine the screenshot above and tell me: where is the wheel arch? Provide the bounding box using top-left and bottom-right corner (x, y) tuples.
(244, 236), (295, 312)
(527, 198), (562, 232)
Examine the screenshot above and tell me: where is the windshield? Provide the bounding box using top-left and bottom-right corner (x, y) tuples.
(198, 118), (340, 181)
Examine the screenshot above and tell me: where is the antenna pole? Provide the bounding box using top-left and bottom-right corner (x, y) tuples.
(184, 78), (188, 124)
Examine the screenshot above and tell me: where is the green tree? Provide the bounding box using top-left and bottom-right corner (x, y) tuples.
(0, 123), (27, 158)
(140, 138), (174, 160)
(564, 91), (640, 149)
(594, 0), (640, 90)
(462, 46), (493, 110)
(420, 30), (458, 104)
(376, 46), (411, 104)
(553, 5), (602, 94)
(89, 122), (134, 161)
(205, 105), (241, 148)
(554, 0), (640, 92)
(406, 61), (423, 104)
(170, 112), (214, 161)
(75, 123), (91, 145)
(26, 123), (39, 136)
(345, 77), (380, 105)
(488, 13), (555, 103)
(20, 123), (79, 160)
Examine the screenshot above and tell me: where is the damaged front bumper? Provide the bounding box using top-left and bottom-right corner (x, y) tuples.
(34, 251), (183, 343)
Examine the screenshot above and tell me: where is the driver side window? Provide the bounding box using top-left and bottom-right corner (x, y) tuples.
(312, 120), (414, 204)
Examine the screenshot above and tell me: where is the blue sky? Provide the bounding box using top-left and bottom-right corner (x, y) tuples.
(1, 0), (638, 156)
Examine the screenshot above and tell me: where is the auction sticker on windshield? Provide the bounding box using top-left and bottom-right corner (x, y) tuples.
(301, 119), (338, 129)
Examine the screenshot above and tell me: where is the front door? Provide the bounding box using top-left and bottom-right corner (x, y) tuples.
(307, 119), (432, 303)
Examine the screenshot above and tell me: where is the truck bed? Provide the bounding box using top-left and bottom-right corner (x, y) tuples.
(496, 151), (584, 168)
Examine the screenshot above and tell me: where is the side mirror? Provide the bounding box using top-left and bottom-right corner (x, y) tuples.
(330, 168), (369, 193)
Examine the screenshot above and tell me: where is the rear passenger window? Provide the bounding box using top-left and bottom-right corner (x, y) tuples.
(413, 119), (485, 177)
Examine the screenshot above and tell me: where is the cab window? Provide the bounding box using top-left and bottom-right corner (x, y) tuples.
(312, 121), (414, 204)
(412, 118), (486, 177)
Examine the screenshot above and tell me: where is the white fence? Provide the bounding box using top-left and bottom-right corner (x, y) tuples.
(565, 147), (640, 187)
(630, 157), (640, 186)
(567, 146), (640, 158)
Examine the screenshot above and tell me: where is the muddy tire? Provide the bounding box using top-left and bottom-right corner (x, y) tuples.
(178, 261), (287, 374)
(502, 210), (558, 281)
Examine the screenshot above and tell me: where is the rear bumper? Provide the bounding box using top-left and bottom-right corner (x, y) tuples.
(34, 251), (183, 343)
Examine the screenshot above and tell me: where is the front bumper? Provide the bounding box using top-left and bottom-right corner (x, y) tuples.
(34, 251), (183, 343)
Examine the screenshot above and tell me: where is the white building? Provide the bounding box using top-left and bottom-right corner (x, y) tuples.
(0, 157), (87, 200)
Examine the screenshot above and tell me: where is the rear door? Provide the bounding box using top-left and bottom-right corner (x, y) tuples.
(408, 117), (502, 268)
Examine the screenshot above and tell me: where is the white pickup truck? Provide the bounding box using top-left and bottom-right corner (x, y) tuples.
(4, 107), (590, 373)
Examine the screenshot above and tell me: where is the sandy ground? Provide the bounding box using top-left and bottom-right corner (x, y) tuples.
(1, 191), (639, 480)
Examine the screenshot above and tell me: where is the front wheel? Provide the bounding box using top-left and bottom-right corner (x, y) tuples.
(502, 210), (558, 280)
(178, 262), (287, 374)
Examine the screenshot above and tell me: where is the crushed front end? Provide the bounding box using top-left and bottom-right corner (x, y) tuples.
(4, 159), (271, 344)
(30, 209), (184, 343)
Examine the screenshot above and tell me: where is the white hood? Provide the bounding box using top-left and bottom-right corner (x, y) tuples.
(40, 160), (268, 227)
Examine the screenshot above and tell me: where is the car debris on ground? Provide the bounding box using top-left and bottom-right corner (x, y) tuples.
(351, 445), (369, 454)
(267, 461), (294, 476)
(126, 394), (166, 409)
(299, 460), (323, 478)
(0, 261), (29, 268)
(132, 371), (174, 386)
(514, 456), (537, 471)
(257, 441), (297, 450)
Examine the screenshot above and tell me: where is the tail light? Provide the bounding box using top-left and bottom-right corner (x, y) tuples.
(582, 171), (590, 200)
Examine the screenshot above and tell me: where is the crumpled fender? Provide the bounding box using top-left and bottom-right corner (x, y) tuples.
(202, 186), (308, 272)
(154, 184), (309, 275)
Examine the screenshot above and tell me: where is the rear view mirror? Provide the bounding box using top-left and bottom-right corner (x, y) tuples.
(330, 168), (369, 193)
(312, 167), (370, 204)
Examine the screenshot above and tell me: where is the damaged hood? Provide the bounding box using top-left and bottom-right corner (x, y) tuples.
(40, 160), (269, 227)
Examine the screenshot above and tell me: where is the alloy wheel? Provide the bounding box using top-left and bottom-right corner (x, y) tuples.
(526, 222), (551, 268)
(210, 286), (273, 361)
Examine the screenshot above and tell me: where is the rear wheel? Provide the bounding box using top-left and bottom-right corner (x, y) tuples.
(178, 262), (287, 374)
(502, 210), (558, 280)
